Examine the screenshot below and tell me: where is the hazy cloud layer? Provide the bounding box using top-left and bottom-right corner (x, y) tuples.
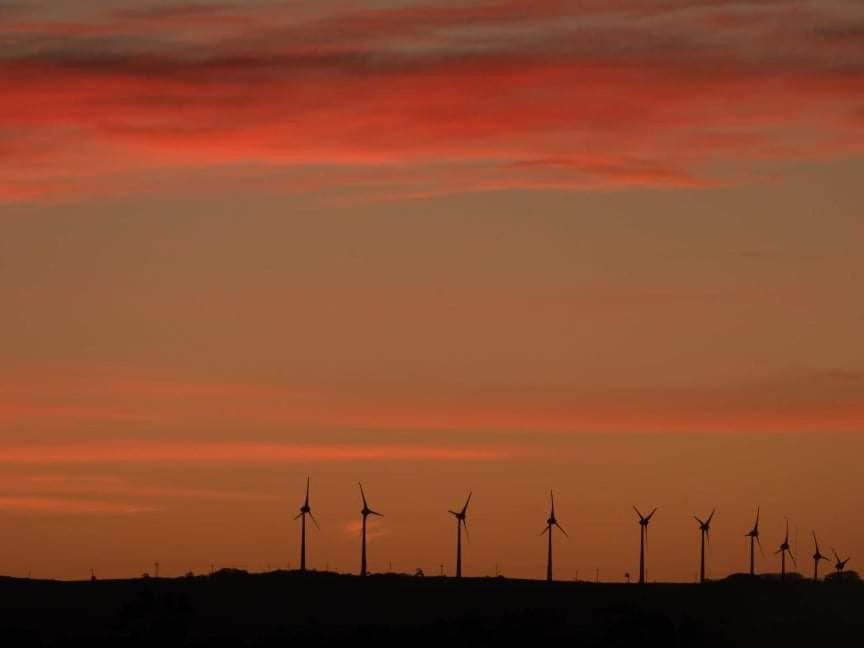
(2, 368), (861, 435)
(2, 0), (863, 201)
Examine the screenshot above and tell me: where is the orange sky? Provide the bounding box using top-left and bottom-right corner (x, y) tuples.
(1, 0), (863, 581)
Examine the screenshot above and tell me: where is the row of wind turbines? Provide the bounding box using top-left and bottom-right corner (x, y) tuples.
(294, 479), (852, 583)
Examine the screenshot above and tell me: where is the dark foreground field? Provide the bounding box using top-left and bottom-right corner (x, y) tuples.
(2, 571), (862, 647)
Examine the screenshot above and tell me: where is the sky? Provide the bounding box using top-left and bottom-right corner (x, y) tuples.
(1, 0), (863, 582)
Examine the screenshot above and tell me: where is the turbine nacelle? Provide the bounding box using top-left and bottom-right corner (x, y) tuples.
(295, 477), (319, 528)
(745, 506), (761, 538)
(695, 508), (716, 533)
(449, 492), (472, 522)
(832, 548), (851, 572)
(634, 506), (657, 527)
(542, 491), (568, 537)
(775, 520), (796, 567)
(813, 532), (828, 563)
(359, 482), (383, 518)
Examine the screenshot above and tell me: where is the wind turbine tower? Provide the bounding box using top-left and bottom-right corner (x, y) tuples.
(776, 519), (796, 580)
(449, 492), (472, 578)
(295, 477), (318, 572)
(694, 508), (716, 583)
(634, 507), (657, 585)
(358, 482), (383, 577)
(746, 507), (762, 576)
(541, 490), (568, 582)
(812, 532), (829, 581)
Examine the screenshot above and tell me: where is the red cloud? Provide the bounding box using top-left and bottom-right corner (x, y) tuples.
(0, 496), (155, 515)
(2, 369), (862, 434)
(0, 441), (517, 464)
(1, 0), (863, 202)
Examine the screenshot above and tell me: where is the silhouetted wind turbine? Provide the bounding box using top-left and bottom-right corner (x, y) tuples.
(449, 492), (472, 578)
(634, 506), (657, 585)
(776, 519), (796, 580)
(746, 507), (763, 575)
(811, 532), (829, 581)
(358, 482), (382, 577)
(832, 548), (851, 575)
(541, 490), (568, 582)
(694, 508), (716, 583)
(295, 477), (318, 572)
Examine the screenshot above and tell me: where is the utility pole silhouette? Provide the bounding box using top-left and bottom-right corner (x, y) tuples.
(448, 492), (472, 578)
(358, 482), (382, 577)
(541, 490), (568, 582)
(295, 477), (318, 572)
(812, 532), (829, 581)
(634, 507), (657, 584)
(776, 519), (796, 580)
(746, 507), (762, 576)
(694, 509), (715, 583)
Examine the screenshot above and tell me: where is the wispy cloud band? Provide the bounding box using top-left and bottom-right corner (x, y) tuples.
(1, 0), (863, 202)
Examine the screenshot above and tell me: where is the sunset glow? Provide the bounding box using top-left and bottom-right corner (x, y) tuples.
(2, 0), (863, 583)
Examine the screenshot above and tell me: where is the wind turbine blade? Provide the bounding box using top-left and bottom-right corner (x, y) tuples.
(756, 536), (765, 557)
(832, 548), (841, 563)
(461, 492), (472, 515)
(369, 509), (383, 517)
(309, 512), (320, 530)
(305, 477), (310, 507)
(555, 522), (569, 538)
(448, 510), (459, 518)
(694, 516), (704, 526)
(540, 526), (550, 536)
(789, 551), (797, 568)
(707, 508), (716, 524)
(294, 512), (303, 521)
(462, 518), (471, 543)
(646, 508), (658, 522)
(359, 482), (368, 509)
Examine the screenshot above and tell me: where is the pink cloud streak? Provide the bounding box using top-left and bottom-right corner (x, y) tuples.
(1, 0), (863, 202)
(0, 441), (517, 465)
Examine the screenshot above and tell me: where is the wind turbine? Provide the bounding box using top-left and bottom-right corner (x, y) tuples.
(449, 492), (472, 578)
(358, 482), (382, 577)
(694, 508), (716, 583)
(541, 490), (568, 582)
(832, 548), (851, 575)
(811, 532), (829, 581)
(634, 507), (657, 585)
(776, 519), (796, 580)
(294, 477), (318, 572)
(745, 507), (763, 575)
